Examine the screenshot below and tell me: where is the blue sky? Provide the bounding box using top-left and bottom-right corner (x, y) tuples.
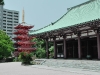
(4, 0), (88, 30)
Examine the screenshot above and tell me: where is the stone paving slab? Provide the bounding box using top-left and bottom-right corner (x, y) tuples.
(32, 65), (100, 75)
(41, 59), (100, 72)
(0, 62), (95, 75)
(0, 62), (100, 75)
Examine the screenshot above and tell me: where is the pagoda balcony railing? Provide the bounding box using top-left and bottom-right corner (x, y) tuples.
(13, 37), (34, 41)
(14, 39), (31, 41)
(20, 46), (32, 48)
(15, 44), (32, 47)
(18, 48), (36, 51)
(15, 42), (36, 45)
(18, 45), (32, 48)
(14, 31), (28, 35)
(16, 30), (28, 32)
(16, 35), (29, 38)
(14, 36), (31, 39)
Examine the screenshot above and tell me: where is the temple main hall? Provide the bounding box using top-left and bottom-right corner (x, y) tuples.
(29, 0), (100, 60)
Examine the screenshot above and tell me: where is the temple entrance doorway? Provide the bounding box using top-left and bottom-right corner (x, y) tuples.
(57, 44), (63, 58)
(66, 40), (78, 59)
(81, 37), (97, 59)
(89, 37), (97, 59)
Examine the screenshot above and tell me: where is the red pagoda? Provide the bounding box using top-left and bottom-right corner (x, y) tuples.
(13, 9), (36, 53)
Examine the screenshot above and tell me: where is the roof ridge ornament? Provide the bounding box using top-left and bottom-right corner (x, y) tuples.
(22, 7), (25, 24)
(51, 22), (54, 25)
(67, 8), (71, 11)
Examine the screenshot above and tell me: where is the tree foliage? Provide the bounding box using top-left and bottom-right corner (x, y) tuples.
(32, 38), (46, 58)
(49, 46), (54, 58)
(18, 52), (33, 65)
(0, 0), (4, 5)
(32, 38), (54, 58)
(35, 48), (46, 58)
(32, 38), (46, 48)
(0, 30), (14, 59)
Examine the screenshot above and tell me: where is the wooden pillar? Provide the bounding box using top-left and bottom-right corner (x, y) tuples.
(78, 33), (82, 59)
(87, 40), (89, 55)
(73, 42), (75, 58)
(53, 37), (57, 59)
(46, 38), (49, 59)
(63, 35), (67, 59)
(97, 29), (100, 59)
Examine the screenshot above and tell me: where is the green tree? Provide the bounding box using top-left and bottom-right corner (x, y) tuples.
(0, 0), (4, 5)
(0, 30), (14, 60)
(32, 38), (54, 58)
(49, 46), (54, 58)
(32, 38), (46, 58)
(32, 38), (45, 49)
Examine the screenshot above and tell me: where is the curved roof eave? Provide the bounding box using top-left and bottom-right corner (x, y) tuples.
(29, 0), (100, 35)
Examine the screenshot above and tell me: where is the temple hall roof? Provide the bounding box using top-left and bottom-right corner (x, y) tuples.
(29, 0), (100, 35)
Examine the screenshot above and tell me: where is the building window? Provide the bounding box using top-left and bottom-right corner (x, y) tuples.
(14, 18), (18, 20)
(3, 20), (6, 22)
(3, 17), (6, 19)
(7, 33), (12, 35)
(7, 24), (12, 26)
(7, 18), (12, 20)
(7, 15), (12, 17)
(7, 30), (12, 32)
(7, 12), (12, 14)
(14, 21), (18, 23)
(7, 21), (12, 23)
(3, 11), (6, 12)
(14, 12), (18, 15)
(7, 27), (12, 29)
(3, 26), (6, 28)
(14, 24), (17, 26)
(3, 13), (6, 15)
(14, 15), (18, 17)
(3, 23), (6, 25)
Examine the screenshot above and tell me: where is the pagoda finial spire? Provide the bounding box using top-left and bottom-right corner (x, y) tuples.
(22, 8), (25, 24)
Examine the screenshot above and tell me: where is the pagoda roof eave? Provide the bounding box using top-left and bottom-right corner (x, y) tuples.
(15, 24), (34, 29)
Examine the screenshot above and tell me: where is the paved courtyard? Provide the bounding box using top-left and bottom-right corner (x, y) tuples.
(0, 62), (100, 75)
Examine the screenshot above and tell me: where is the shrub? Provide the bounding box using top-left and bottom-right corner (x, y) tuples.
(35, 48), (46, 58)
(18, 52), (33, 65)
(49, 46), (54, 58)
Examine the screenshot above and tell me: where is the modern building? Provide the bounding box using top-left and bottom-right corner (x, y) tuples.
(3, 9), (19, 38)
(29, 0), (100, 60)
(0, 5), (19, 38)
(0, 5), (3, 29)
